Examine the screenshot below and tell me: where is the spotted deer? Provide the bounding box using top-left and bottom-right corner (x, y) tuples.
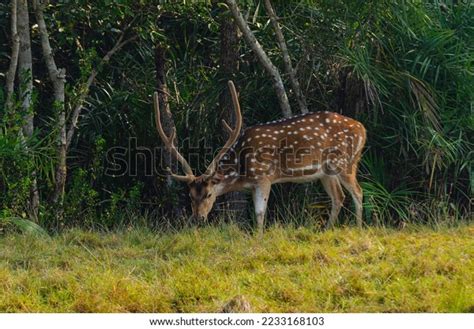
(154, 81), (366, 233)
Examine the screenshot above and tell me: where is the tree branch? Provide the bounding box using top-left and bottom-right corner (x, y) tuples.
(33, 0), (66, 90)
(65, 34), (138, 150)
(263, 0), (308, 114)
(225, 0), (292, 118)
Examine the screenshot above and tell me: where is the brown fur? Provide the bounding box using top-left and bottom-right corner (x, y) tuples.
(188, 111), (366, 231)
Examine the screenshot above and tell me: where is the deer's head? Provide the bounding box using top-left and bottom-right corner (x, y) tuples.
(153, 81), (242, 221)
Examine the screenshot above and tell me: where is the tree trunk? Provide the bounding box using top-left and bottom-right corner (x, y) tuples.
(263, 0), (308, 114)
(225, 0), (292, 118)
(17, 0), (39, 222)
(33, 0), (67, 216)
(154, 45), (184, 218)
(5, 0), (19, 113)
(218, 8), (248, 221)
(333, 68), (365, 118)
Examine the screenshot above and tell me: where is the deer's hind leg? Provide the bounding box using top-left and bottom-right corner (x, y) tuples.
(338, 168), (363, 228)
(320, 176), (345, 229)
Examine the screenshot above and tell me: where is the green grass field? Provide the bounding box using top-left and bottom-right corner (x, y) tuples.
(0, 224), (473, 312)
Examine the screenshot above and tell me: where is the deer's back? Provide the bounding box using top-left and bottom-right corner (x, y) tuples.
(220, 111), (366, 182)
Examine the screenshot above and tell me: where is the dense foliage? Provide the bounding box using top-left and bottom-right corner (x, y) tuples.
(0, 0), (472, 231)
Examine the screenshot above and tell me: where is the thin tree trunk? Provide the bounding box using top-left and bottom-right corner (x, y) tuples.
(154, 44), (184, 218)
(218, 7), (248, 221)
(225, 0), (292, 118)
(65, 34), (137, 150)
(33, 0), (67, 213)
(5, 0), (19, 113)
(17, 0), (33, 137)
(263, 0), (308, 114)
(17, 0), (39, 222)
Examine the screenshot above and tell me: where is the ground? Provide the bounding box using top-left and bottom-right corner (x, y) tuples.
(0, 224), (472, 312)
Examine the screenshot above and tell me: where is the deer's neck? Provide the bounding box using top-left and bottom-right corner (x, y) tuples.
(214, 160), (253, 196)
(215, 176), (251, 196)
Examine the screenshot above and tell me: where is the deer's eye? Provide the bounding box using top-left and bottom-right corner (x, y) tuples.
(205, 193), (211, 199)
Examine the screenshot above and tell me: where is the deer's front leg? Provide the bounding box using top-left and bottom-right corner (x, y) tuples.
(252, 181), (271, 235)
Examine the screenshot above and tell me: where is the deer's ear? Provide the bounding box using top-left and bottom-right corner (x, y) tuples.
(210, 173), (225, 184)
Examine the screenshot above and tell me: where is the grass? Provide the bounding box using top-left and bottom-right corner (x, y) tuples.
(0, 224), (473, 312)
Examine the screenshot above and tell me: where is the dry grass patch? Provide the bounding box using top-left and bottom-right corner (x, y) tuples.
(0, 224), (472, 312)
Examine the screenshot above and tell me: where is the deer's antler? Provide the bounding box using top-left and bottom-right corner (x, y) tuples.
(204, 81), (242, 177)
(153, 92), (195, 182)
